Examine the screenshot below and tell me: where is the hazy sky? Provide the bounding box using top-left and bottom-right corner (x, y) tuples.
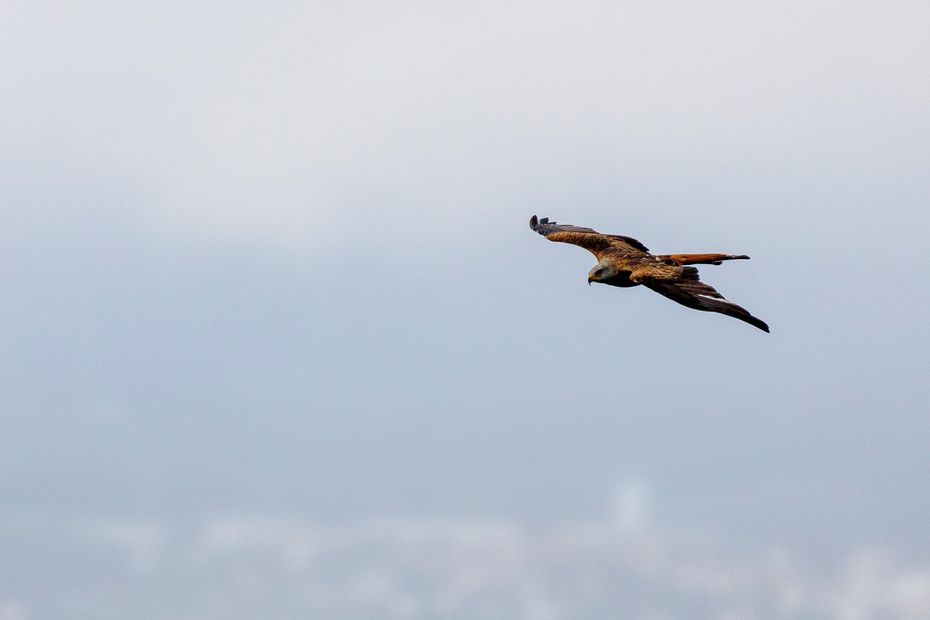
(2, 1), (929, 618)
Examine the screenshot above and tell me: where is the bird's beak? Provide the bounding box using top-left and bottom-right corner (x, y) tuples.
(587, 276), (594, 286)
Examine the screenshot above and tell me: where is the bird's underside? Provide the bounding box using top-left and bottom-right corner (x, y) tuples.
(529, 215), (769, 332)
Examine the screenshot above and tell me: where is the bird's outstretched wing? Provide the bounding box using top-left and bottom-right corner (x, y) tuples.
(642, 267), (770, 332)
(529, 215), (649, 257)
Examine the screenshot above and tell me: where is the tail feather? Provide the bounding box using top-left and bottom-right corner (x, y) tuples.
(660, 253), (750, 266)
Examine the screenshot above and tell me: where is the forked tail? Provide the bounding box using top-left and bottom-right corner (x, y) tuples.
(658, 253), (750, 266)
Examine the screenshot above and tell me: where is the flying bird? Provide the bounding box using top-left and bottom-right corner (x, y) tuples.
(529, 215), (769, 332)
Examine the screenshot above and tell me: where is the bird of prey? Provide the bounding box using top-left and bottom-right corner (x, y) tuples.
(529, 215), (769, 332)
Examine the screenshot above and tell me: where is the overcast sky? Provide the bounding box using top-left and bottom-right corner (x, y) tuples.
(1, 1), (928, 618)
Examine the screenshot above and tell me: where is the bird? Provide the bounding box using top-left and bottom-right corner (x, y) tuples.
(529, 215), (769, 332)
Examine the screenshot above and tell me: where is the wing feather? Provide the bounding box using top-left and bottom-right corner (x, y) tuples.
(529, 215), (649, 257)
(643, 268), (770, 332)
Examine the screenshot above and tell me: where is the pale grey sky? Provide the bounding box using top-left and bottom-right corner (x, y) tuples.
(1, 1), (929, 618)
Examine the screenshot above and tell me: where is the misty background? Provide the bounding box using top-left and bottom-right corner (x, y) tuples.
(1, 1), (928, 618)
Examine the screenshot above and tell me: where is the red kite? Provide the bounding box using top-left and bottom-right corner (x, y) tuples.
(530, 215), (769, 332)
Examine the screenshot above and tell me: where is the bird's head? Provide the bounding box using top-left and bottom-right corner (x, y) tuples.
(587, 263), (616, 285)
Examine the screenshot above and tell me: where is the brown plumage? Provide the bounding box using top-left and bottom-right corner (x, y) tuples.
(529, 215), (769, 332)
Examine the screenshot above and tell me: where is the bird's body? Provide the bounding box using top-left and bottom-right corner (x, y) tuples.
(529, 215), (769, 332)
